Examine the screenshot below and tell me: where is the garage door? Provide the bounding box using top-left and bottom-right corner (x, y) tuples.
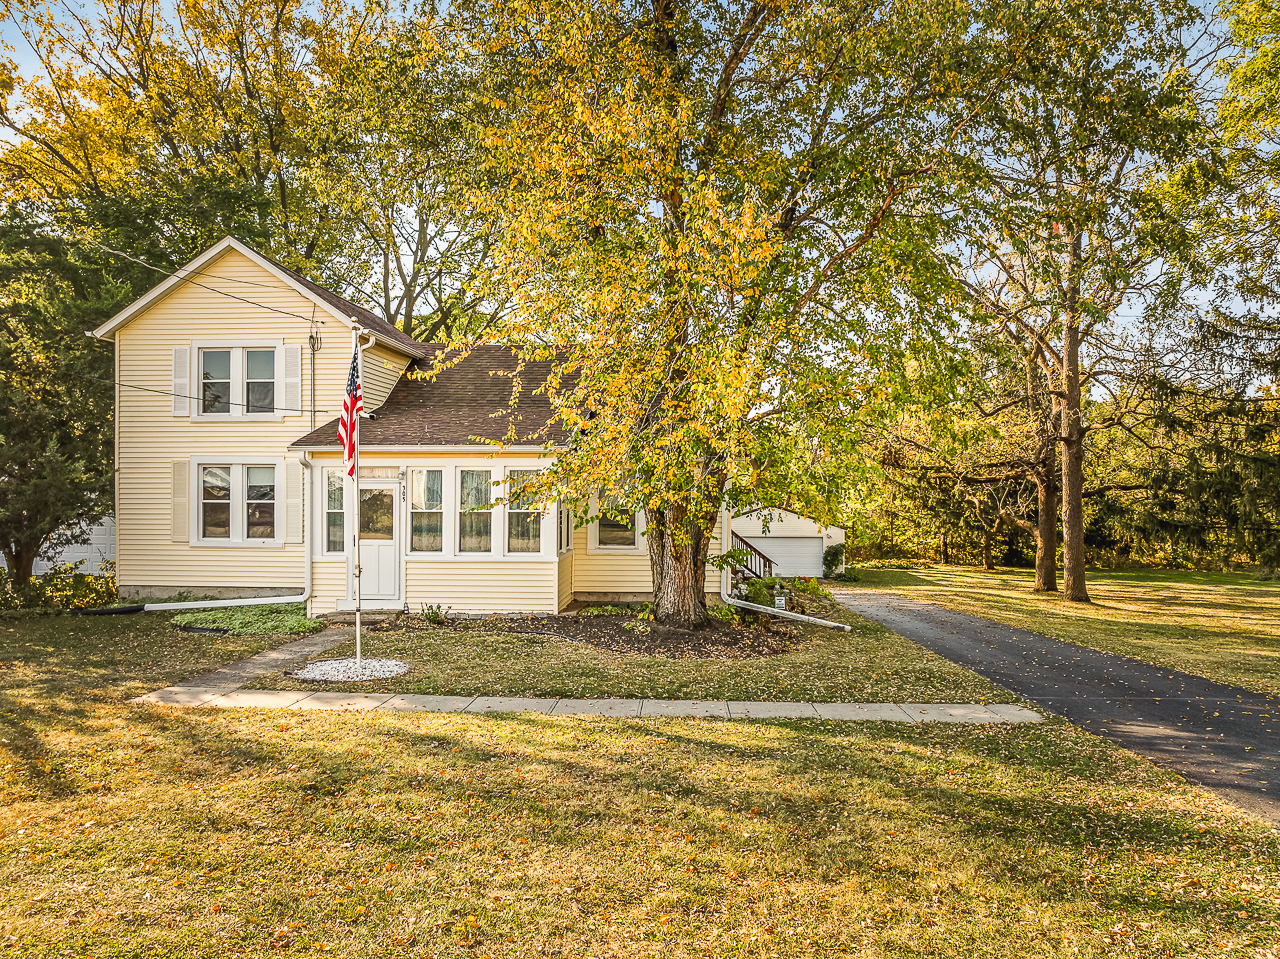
(742, 536), (824, 578)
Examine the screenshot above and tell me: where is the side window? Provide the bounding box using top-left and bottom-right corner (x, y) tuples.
(245, 466), (275, 539)
(201, 466), (231, 538)
(558, 504), (574, 553)
(598, 510), (637, 548)
(325, 470), (344, 553)
(459, 469), (492, 552)
(245, 350), (276, 414)
(201, 350), (231, 414)
(410, 469), (443, 552)
(507, 469), (541, 553)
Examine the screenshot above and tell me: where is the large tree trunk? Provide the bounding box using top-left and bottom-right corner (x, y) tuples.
(939, 528), (950, 565)
(1032, 472), (1059, 592)
(981, 530), (994, 570)
(1060, 282), (1090, 603)
(647, 504), (714, 629)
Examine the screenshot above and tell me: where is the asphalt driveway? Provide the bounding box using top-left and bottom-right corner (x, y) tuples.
(832, 588), (1280, 826)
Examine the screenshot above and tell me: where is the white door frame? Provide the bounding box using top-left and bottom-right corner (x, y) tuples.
(344, 477), (403, 609)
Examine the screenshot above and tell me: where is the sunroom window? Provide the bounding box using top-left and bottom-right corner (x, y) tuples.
(459, 469), (492, 552)
(410, 469), (443, 552)
(507, 469), (542, 553)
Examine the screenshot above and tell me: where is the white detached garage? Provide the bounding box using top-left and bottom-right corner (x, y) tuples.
(732, 509), (844, 578)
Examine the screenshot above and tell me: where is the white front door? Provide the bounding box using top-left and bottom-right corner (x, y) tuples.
(352, 483), (400, 603)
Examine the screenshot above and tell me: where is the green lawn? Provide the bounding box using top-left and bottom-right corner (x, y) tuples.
(839, 567), (1280, 697)
(243, 599), (1014, 703)
(3, 612), (1279, 957)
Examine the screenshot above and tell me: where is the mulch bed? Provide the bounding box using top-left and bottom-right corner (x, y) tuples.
(369, 612), (803, 660)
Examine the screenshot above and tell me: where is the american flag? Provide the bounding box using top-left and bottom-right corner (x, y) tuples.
(338, 349), (363, 477)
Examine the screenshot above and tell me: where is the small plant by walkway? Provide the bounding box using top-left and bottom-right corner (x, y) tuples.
(842, 567), (1280, 696)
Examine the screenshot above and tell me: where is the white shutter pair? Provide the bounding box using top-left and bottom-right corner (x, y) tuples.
(171, 344), (302, 417)
(171, 460), (304, 544)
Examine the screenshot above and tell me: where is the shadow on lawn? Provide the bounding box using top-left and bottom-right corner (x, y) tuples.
(99, 705), (1277, 938)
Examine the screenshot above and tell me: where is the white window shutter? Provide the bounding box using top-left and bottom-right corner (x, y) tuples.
(283, 344), (302, 417)
(171, 460), (190, 542)
(285, 460), (304, 543)
(172, 347), (190, 416)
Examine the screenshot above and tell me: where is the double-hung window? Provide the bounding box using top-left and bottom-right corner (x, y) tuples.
(598, 510), (637, 548)
(325, 470), (345, 553)
(459, 469), (492, 552)
(198, 346), (278, 417)
(409, 469), (443, 552)
(557, 503), (574, 553)
(198, 464), (277, 542)
(507, 469), (542, 553)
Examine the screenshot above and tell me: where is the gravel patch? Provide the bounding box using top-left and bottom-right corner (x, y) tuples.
(289, 658), (410, 682)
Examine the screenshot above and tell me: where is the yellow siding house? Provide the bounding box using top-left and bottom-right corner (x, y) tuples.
(93, 237), (726, 616)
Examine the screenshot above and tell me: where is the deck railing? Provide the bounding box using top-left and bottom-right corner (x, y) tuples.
(731, 532), (775, 580)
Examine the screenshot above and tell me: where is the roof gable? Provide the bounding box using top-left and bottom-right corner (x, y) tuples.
(91, 236), (426, 358)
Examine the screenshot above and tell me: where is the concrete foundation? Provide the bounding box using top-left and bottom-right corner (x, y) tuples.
(119, 584), (307, 601)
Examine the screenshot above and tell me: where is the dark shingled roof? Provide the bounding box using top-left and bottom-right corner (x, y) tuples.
(252, 247), (426, 357)
(292, 345), (567, 448)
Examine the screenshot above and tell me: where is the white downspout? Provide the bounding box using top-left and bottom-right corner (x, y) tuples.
(143, 451), (315, 613)
(718, 504), (851, 632)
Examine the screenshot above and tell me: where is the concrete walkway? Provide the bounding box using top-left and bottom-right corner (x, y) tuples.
(833, 587), (1280, 825)
(133, 684), (1042, 722)
(133, 624), (1043, 723)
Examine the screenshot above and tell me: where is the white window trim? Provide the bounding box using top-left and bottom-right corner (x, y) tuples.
(557, 501), (575, 556)
(407, 466), (446, 556)
(457, 466), (496, 555)
(320, 467), (348, 557)
(502, 467), (552, 559)
(190, 339), (285, 421)
(587, 496), (647, 554)
(190, 457), (286, 547)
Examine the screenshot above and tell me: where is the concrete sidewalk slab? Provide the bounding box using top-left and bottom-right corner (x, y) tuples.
(901, 704), (1004, 723)
(379, 695), (476, 712)
(814, 703), (914, 722)
(133, 685), (237, 707)
(204, 690), (313, 709)
(290, 692), (394, 711)
(640, 700), (730, 718)
(727, 701), (819, 720)
(466, 697), (557, 714)
(551, 699), (644, 717)
(986, 703), (1044, 723)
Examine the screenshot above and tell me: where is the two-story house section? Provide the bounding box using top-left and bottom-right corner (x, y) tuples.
(93, 236), (727, 616)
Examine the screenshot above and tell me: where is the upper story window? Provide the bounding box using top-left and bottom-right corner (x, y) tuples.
(196, 345), (279, 417)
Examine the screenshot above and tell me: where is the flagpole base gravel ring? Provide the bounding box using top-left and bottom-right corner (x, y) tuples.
(288, 658), (410, 682)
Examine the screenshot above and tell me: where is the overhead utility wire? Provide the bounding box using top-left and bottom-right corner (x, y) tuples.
(92, 374), (335, 416)
(87, 239), (379, 325)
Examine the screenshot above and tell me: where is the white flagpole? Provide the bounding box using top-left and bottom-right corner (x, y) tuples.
(352, 326), (362, 663)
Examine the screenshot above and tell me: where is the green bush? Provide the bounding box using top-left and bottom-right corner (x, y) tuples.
(787, 577), (829, 598)
(823, 543), (846, 577)
(745, 580), (772, 606)
(0, 561), (118, 610)
(170, 603), (325, 636)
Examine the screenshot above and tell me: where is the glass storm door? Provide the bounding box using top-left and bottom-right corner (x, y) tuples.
(351, 484), (400, 602)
